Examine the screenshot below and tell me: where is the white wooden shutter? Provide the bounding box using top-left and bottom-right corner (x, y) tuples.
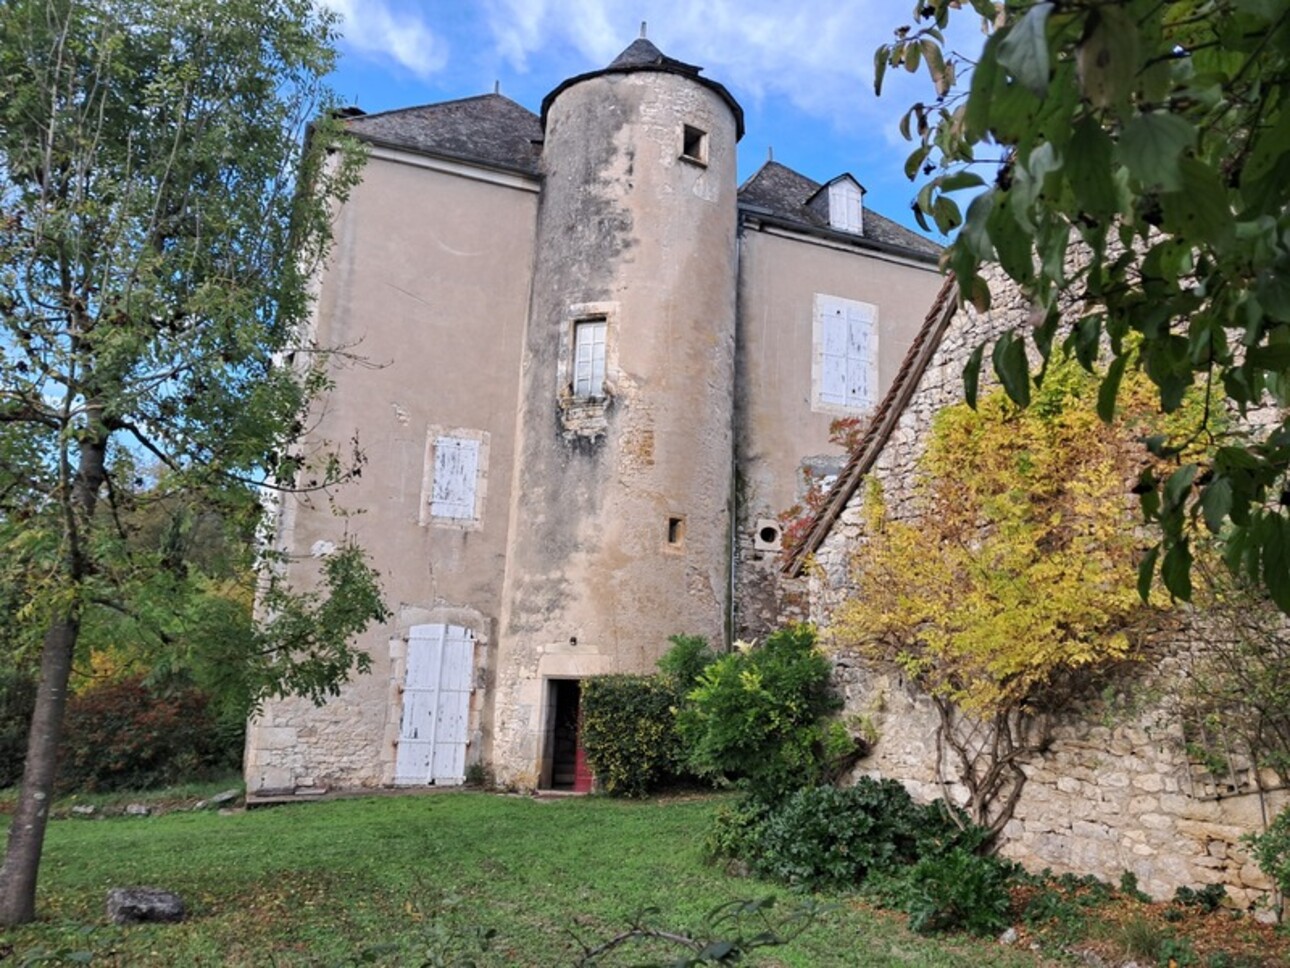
(573, 320), (607, 398)
(430, 437), (479, 519)
(818, 297), (849, 407)
(395, 624), (445, 784)
(395, 623), (473, 786)
(845, 301), (876, 408)
(432, 626), (473, 784)
(828, 180), (864, 233)
(817, 295), (877, 410)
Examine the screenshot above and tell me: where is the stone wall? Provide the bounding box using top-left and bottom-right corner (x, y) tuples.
(804, 265), (1287, 906)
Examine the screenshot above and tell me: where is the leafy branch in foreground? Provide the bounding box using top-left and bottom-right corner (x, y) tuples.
(878, 0), (1290, 612)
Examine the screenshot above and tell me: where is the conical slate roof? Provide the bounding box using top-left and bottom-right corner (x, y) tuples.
(541, 38), (744, 139)
(606, 38), (700, 75)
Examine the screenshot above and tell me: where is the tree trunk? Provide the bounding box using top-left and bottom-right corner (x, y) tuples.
(0, 419), (105, 926)
(0, 617), (79, 926)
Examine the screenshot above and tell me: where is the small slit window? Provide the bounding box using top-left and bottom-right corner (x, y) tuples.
(573, 318), (607, 399)
(681, 125), (707, 164)
(667, 516), (685, 546)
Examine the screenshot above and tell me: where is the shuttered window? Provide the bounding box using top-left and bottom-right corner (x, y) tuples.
(573, 319), (607, 398)
(828, 180), (864, 233)
(430, 436), (480, 520)
(817, 295), (877, 410)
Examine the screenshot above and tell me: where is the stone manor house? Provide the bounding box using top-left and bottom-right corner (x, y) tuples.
(244, 36), (944, 795)
(245, 35), (1288, 905)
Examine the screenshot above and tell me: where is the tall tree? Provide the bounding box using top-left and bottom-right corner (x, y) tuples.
(0, 0), (387, 924)
(877, 0), (1290, 611)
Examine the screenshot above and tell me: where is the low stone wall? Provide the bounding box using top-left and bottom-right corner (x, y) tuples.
(830, 650), (1284, 906)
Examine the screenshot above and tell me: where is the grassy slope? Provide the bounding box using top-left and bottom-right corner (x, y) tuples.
(1, 792), (1047, 966)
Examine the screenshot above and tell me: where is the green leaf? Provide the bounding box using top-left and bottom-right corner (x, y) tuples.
(964, 33), (1001, 142)
(1137, 545), (1160, 602)
(1246, 343), (1290, 371)
(1115, 114), (1196, 192)
(905, 144), (932, 180)
(1200, 478), (1233, 533)
(921, 39), (951, 96)
(1264, 516), (1290, 612)
(997, 2), (1053, 98)
(991, 331), (1031, 407)
(932, 195), (963, 233)
(1160, 156), (1235, 249)
(1240, 101), (1290, 195)
(1077, 5), (1141, 111)
(873, 45), (890, 96)
(959, 190), (995, 259)
(1163, 465), (1197, 510)
(1161, 540), (1193, 601)
(1097, 354), (1127, 422)
(963, 342), (985, 409)
(939, 171), (986, 192)
(1066, 116), (1118, 219)
(986, 191), (1036, 284)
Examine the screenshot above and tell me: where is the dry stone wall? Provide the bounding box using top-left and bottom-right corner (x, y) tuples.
(805, 265), (1287, 907)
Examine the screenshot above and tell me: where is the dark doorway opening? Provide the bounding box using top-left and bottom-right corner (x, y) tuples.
(545, 678), (591, 792)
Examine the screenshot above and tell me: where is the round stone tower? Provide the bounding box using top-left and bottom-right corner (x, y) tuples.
(492, 37), (743, 787)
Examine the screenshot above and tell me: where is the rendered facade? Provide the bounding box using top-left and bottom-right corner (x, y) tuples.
(245, 37), (943, 795)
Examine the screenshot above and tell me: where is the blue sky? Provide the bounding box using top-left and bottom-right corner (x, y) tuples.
(322, 1), (986, 240)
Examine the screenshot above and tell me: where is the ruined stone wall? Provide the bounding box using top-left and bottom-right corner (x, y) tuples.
(806, 264), (1287, 905)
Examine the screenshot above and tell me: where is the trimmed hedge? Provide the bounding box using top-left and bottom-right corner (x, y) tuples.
(580, 674), (683, 797)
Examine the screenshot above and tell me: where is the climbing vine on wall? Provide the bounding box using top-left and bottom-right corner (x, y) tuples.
(833, 355), (1185, 840)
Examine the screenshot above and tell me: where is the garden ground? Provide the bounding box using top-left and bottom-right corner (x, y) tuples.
(0, 785), (1286, 966)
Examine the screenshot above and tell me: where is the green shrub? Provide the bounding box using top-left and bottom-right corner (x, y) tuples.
(1173, 883), (1227, 912)
(677, 624), (854, 801)
(581, 674), (683, 797)
(0, 668), (36, 788)
(899, 848), (1017, 935)
(657, 633), (717, 692)
(741, 778), (987, 891)
(705, 796), (773, 863)
(1246, 805), (1290, 916)
(58, 675), (233, 791)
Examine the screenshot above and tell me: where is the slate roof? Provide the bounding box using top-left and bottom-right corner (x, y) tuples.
(541, 38), (745, 139)
(608, 37), (701, 74)
(738, 161), (942, 261)
(343, 94), (543, 176)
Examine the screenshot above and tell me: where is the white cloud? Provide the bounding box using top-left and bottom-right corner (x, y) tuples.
(476, 0), (974, 130)
(325, 0), (449, 79)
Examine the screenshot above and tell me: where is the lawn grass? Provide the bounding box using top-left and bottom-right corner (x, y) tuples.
(0, 791), (1050, 966)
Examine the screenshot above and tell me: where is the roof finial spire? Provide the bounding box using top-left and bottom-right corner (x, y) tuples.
(494, 79), (501, 95)
(768, 146), (774, 162)
(640, 20), (647, 39)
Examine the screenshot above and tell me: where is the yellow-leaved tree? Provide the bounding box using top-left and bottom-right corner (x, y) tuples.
(833, 356), (1186, 841)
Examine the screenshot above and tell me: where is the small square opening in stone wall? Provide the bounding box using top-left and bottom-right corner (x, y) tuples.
(666, 515), (685, 547)
(681, 125), (707, 164)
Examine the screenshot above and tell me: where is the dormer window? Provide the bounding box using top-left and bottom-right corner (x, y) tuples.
(828, 178), (864, 234)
